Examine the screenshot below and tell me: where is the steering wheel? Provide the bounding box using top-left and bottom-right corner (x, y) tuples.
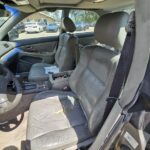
(0, 63), (22, 123)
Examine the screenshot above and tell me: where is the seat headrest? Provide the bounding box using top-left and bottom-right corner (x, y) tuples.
(62, 17), (76, 32)
(94, 12), (129, 50)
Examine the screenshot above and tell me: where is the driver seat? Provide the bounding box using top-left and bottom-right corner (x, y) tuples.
(25, 12), (129, 150)
(28, 17), (79, 82)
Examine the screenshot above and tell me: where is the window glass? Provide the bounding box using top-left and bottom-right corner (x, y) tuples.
(9, 10), (62, 41)
(69, 10), (99, 33)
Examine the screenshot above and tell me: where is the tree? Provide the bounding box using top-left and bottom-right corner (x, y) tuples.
(70, 10), (99, 23)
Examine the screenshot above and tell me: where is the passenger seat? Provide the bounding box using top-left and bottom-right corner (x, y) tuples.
(28, 17), (79, 82)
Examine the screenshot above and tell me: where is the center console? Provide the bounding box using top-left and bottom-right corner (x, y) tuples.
(20, 70), (73, 94)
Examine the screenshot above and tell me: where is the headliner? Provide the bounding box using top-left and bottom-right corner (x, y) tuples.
(1, 0), (134, 13)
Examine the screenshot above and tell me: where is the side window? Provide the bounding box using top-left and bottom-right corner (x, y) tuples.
(69, 10), (99, 33)
(9, 10), (62, 41)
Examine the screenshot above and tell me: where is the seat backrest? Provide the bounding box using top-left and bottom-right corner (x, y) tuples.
(55, 17), (79, 71)
(69, 12), (129, 135)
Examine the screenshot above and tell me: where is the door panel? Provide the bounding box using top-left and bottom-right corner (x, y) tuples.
(16, 36), (59, 48)
(18, 50), (55, 73)
(21, 42), (56, 53)
(16, 36), (59, 73)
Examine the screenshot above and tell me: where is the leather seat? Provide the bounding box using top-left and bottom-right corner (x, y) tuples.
(26, 91), (92, 150)
(28, 17), (79, 82)
(26, 12), (129, 150)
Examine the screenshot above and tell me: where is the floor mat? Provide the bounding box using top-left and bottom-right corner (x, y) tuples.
(0, 111), (28, 150)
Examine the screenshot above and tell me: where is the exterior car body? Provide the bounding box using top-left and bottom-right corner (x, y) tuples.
(46, 23), (59, 32)
(25, 22), (44, 33)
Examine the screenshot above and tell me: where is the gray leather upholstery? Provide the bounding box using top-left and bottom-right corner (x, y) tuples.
(69, 46), (120, 135)
(28, 17), (78, 82)
(95, 12), (129, 50)
(26, 12), (129, 150)
(55, 33), (78, 71)
(26, 91), (92, 150)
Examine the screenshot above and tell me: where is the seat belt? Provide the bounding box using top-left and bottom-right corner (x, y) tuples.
(103, 11), (136, 119)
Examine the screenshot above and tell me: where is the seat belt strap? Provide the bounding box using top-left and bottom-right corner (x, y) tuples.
(104, 11), (136, 117)
(89, 11), (136, 150)
(89, 82), (143, 150)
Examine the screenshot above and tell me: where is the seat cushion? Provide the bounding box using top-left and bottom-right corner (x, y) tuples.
(28, 63), (59, 82)
(26, 90), (92, 150)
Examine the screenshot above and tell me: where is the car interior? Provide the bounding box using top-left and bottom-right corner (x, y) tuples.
(28, 17), (79, 83)
(0, 0), (150, 150)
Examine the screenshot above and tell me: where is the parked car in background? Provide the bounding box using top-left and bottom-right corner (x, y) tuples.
(15, 22), (25, 33)
(75, 22), (88, 31)
(25, 22), (44, 33)
(46, 23), (59, 32)
(40, 22), (47, 31)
